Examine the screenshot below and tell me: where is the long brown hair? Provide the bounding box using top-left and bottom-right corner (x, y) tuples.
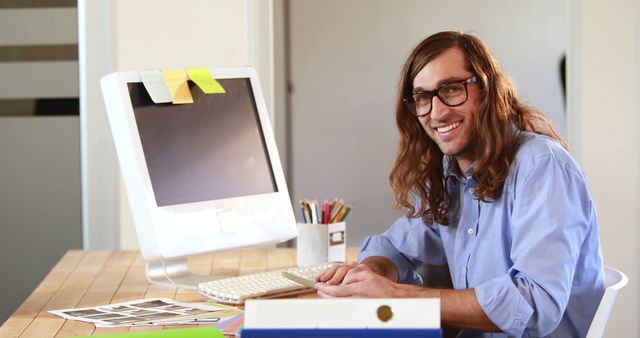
(389, 31), (566, 225)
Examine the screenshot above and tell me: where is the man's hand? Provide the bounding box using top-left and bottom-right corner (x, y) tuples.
(315, 263), (400, 298)
(316, 263), (359, 285)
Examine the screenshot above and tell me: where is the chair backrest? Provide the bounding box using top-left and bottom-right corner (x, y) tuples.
(585, 265), (629, 338)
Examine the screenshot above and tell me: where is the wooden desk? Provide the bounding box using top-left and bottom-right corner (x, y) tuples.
(1, 248), (359, 338)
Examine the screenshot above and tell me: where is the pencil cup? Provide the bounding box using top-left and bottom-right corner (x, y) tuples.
(296, 222), (346, 267)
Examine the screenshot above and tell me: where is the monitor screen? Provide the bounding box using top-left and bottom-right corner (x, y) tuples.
(127, 79), (277, 207)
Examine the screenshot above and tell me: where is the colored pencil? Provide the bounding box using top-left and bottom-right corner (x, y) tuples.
(339, 205), (352, 222)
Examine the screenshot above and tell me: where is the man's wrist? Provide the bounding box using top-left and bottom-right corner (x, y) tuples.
(361, 256), (399, 282)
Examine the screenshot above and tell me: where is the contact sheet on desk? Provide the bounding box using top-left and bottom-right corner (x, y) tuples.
(48, 298), (243, 328)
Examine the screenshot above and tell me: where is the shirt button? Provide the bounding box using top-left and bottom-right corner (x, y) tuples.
(467, 228), (475, 235)
(468, 188), (475, 194)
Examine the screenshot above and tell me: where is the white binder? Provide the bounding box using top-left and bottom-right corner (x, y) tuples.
(244, 298), (440, 329)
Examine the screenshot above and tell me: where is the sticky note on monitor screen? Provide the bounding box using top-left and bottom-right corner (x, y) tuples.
(162, 69), (194, 104)
(139, 70), (172, 103)
(187, 68), (226, 94)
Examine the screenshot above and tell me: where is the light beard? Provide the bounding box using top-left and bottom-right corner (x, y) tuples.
(432, 123), (478, 165)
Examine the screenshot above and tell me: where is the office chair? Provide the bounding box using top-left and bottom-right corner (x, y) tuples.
(585, 265), (628, 338)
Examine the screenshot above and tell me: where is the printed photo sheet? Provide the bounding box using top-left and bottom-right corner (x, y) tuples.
(49, 298), (243, 327)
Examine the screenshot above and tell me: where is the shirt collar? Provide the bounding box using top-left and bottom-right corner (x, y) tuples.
(443, 155), (476, 182)
(442, 124), (521, 182)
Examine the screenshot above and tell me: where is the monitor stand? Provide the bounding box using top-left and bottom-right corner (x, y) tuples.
(146, 258), (225, 290)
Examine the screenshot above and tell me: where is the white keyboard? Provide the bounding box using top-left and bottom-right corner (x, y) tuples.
(197, 263), (335, 304)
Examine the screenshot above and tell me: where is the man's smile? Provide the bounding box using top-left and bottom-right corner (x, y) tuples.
(435, 121), (462, 134)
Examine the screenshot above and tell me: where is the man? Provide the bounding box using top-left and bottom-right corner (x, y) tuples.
(315, 31), (604, 337)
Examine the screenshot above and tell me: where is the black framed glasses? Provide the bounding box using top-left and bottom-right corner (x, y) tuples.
(403, 76), (478, 117)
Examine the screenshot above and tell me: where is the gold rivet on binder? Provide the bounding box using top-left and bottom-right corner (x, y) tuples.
(377, 305), (393, 322)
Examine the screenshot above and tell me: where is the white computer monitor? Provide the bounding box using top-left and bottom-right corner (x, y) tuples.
(100, 67), (297, 289)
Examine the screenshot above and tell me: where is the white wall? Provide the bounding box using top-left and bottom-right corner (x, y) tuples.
(80, 0), (276, 249)
(79, 0), (118, 250)
(568, 1), (639, 336)
(273, 0), (289, 178)
(288, 0), (566, 246)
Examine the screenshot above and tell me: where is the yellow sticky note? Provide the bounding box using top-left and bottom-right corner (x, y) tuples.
(187, 68), (226, 94)
(162, 69), (194, 104)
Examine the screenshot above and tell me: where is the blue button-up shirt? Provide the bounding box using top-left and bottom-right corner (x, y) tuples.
(358, 131), (604, 337)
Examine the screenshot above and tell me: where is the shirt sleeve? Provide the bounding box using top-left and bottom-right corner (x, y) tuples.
(357, 216), (446, 285)
(474, 152), (595, 337)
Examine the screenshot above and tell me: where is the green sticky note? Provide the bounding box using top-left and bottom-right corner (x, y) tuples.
(187, 68), (226, 94)
(78, 327), (223, 338)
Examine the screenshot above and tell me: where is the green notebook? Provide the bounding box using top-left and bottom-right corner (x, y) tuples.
(79, 327), (223, 338)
